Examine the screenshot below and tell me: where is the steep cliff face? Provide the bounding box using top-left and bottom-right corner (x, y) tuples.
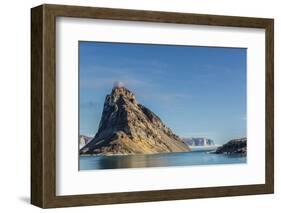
(80, 86), (191, 155)
(182, 137), (215, 146)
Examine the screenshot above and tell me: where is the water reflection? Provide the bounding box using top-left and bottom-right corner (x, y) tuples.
(80, 151), (246, 170)
(96, 154), (169, 169)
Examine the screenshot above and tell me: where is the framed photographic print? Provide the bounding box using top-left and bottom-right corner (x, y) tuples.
(31, 4), (274, 208)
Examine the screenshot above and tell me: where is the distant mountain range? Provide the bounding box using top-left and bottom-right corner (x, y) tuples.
(80, 85), (190, 155)
(181, 137), (215, 146)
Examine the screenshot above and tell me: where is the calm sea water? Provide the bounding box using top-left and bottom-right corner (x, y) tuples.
(79, 151), (246, 170)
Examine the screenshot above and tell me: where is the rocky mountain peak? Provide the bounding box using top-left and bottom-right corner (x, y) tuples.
(109, 85), (137, 105)
(80, 86), (190, 155)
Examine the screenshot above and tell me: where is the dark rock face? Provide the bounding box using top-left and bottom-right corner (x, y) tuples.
(214, 138), (247, 155)
(80, 86), (191, 155)
(182, 137), (215, 146)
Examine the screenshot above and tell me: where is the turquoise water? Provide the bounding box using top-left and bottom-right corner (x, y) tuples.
(79, 151), (246, 170)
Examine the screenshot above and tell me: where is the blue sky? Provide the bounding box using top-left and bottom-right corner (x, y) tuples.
(79, 41), (246, 145)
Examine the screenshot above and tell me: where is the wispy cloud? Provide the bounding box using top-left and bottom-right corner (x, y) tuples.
(80, 75), (153, 90)
(181, 132), (215, 137)
(139, 92), (191, 104)
(81, 57), (168, 76)
(80, 61), (163, 91)
(80, 101), (101, 109)
(118, 57), (168, 71)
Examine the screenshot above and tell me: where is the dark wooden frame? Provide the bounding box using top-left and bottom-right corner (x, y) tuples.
(31, 4), (274, 208)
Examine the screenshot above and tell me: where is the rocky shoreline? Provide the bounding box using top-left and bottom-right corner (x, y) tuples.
(214, 138), (247, 156)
